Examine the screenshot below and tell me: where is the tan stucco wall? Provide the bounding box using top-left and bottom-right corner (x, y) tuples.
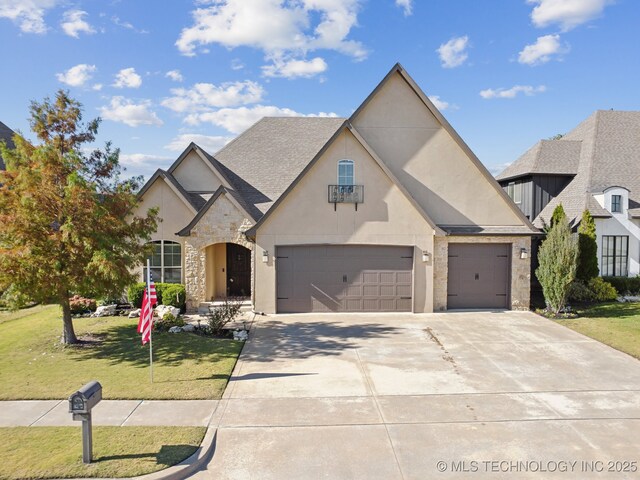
(433, 236), (531, 311)
(254, 129), (435, 314)
(133, 178), (195, 283)
(183, 194), (253, 309)
(172, 150), (223, 192)
(352, 72), (524, 227)
(205, 243), (227, 300)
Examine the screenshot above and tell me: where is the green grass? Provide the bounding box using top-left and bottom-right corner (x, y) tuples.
(555, 302), (640, 359)
(0, 305), (243, 399)
(1, 426), (205, 479)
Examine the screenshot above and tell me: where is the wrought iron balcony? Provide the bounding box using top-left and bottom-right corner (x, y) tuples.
(328, 185), (364, 208)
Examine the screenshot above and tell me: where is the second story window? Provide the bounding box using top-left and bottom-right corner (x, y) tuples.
(507, 181), (522, 204)
(338, 159), (354, 187)
(612, 194), (622, 213)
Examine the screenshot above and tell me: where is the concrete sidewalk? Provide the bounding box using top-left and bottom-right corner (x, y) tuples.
(0, 399), (217, 427)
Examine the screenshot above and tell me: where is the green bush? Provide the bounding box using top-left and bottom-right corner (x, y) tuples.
(603, 276), (640, 296)
(127, 283), (186, 309)
(568, 278), (618, 303)
(576, 210), (599, 282)
(154, 312), (185, 332)
(206, 297), (242, 335)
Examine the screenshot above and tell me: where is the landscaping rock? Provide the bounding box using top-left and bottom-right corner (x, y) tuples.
(168, 326), (183, 333)
(128, 308), (141, 318)
(233, 329), (249, 341)
(155, 304), (180, 319)
(91, 305), (117, 317)
(182, 324), (195, 332)
(617, 295), (640, 303)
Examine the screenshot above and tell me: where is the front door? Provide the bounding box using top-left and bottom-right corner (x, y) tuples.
(226, 243), (251, 297)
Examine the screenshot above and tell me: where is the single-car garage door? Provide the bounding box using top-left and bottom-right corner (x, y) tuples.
(447, 243), (511, 309)
(276, 245), (413, 313)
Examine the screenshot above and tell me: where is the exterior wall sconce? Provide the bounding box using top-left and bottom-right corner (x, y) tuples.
(262, 250), (269, 263)
(422, 251), (431, 262)
(520, 248), (529, 259)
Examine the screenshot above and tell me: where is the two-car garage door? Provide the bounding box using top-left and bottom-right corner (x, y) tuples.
(276, 245), (413, 313)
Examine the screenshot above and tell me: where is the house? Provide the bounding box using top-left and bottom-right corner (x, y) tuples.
(0, 121), (16, 170)
(497, 110), (640, 278)
(135, 64), (537, 313)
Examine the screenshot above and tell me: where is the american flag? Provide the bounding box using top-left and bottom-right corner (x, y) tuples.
(137, 273), (157, 345)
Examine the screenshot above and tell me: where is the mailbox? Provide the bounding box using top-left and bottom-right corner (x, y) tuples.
(68, 381), (102, 414)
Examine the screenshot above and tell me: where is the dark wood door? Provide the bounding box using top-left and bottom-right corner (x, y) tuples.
(226, 243), (251, 297)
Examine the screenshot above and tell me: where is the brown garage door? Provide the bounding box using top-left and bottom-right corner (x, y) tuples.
(447, 243), (511, 309)
(276, 245), (413, 313)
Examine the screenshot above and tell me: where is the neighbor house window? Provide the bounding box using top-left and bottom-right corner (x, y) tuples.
(602, 235), (628, 277)
(506, 181), (522, 204)
(611, 195), (622, 213)
(143, 240), (182, 283)
(338, 159), (354, 187)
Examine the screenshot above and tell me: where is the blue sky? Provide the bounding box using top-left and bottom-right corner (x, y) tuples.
(1, 0), (638, 179)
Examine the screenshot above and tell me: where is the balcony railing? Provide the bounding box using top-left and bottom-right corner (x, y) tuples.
(328, 185), (364, 209)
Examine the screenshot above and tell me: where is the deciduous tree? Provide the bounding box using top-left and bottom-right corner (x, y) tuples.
(0, 90), (158, 344)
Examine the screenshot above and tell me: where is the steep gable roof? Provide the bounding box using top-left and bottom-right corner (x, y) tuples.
(496, 139), (582, 181)
(137, 169), (198, 214)
(0, 121), (16, 170)
(167, 142), (233, 189)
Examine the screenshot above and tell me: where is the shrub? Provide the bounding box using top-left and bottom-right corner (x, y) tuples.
(536, 213), (578, 315)
(206, 297), (242, 335)
(154, 312), (185, 332)
(567, 281), (593, 303)
(588, 277), (618, 302)
(576, 210), (599, 282)
(603, 276), (640, 296)
(69, 295), (97, 314)
(127, 282), (186, 308)
(127, 283), (146, 308)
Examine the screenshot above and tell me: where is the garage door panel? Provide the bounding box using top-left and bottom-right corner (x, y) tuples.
(277, 245), (413, 313)
(447, 244), (510, 310)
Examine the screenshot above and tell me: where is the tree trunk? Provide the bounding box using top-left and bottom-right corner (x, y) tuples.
(61, 296), (78, 344)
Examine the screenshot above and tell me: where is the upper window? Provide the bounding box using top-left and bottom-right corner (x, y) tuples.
(337, 159), (354, 186)
(506, 181), (522, 204)
(143, 240), (182, 283)
(602, 235), (628, 277)
(611, 194), (622, 213)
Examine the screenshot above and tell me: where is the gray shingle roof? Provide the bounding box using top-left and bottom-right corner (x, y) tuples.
(495, 139), (582, 181)
(512, 111), (640, 227)
(0, 121), (16, 170)
(209, 117), (345, 218)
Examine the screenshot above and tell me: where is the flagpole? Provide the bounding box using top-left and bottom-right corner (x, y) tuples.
(147, 259), (153, 383)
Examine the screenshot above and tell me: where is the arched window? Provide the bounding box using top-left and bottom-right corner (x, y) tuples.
(143, 240), (182, 283)
(337, 159), (354, 186)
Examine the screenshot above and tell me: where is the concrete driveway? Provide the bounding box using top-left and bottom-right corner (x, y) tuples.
(191, 311), (640, 479)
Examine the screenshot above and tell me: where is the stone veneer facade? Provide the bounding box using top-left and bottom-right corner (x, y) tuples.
(433, 235), (532, 311)
(183, 194), (254, 310)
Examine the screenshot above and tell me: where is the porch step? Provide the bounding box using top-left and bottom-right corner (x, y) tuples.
(197, 299), (253, 315)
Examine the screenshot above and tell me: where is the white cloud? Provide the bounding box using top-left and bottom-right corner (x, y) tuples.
(185, 105), (338, 134)
(528, 0), (612, 31)
(92, 83), (103, 91)
(55, 63), (96, 87)
(120, 153), (172, 167)
(175, 0), (366, 78)
(0, 0), (57, 33)
(480, 85), (547, 99)
(100, 97), (163, 127)
(113, 67), (142, 89)
(395, 0), (413, 16)
(111, 15), (148, 34)
(60, 9), (94, 38)
(164, 134), (232, 153)
(161, 80), (264, 113)
(231, 58), (245, 70)
(262, 57), (328, 79)
(437, 35), (469, 68)
(428, 95), (450, 111)
(165, 70), (184, 82)
(518, 34), (568, 65)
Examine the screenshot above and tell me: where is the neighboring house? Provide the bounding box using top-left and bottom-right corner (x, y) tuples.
(497, 110), (640, 278)
(0, 120), (16, 170)
(136, 64), (537, 313)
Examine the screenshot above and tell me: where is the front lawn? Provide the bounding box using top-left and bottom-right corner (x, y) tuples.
(555, 302), (640, 359)
(1, 426), (205, 479)
(0, 305), (243, 399)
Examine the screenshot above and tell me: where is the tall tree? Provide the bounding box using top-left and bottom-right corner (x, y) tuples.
(536, 213), (579, 315)
(576, 209), (599, 282)
(0, 90), (158, 344)
(550, 203), (567, 228)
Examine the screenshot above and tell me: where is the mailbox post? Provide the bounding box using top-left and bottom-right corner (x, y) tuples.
(68, 381), (102, 464)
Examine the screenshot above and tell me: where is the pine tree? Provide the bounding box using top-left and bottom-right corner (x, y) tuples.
(576, 210), (599, 282)
(536, 213), (579, 315)
(0, 91), (158, 344)
(550, 204), (567, 228)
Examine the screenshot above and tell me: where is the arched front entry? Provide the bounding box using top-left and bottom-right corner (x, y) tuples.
(205, 242), (251, 300)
